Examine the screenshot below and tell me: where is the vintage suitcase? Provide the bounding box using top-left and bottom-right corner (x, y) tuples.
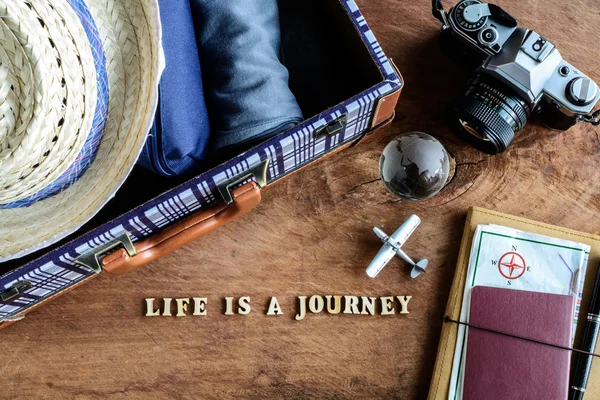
(0, 0), (403, 328)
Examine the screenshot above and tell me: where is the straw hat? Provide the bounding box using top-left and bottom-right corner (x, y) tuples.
(0, 0), (163, 260)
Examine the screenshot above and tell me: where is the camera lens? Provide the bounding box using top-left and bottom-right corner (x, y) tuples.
(446, 74), (531, 154)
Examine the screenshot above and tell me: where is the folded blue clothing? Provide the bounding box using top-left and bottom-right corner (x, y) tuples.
(190, 0), (304, 151)
(139, 0), (211, 176)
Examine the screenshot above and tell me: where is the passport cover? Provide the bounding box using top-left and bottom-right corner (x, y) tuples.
(427, 207), (600, 400)
(463, 286), (573, 400)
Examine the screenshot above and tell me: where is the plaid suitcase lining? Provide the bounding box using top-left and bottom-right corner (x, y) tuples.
(0, 0), (402, 321)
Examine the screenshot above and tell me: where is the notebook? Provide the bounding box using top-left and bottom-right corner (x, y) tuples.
(427, 207), (600, 400)
(449, 224), (589, 399)
(463, 286), (573, 400)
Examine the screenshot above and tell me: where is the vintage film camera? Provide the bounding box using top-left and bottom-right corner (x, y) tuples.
(432, 0), (600, 154)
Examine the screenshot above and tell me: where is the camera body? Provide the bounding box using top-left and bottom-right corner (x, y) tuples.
(435, 0), (600, 153)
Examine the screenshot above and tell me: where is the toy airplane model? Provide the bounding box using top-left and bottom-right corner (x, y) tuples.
(366, 215), (428, 279)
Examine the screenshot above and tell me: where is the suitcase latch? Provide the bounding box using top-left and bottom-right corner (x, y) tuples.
(313, 115), (347, 139)
(0, 281), (32, 302)
(217, 159), (270, 205)
(75, 233), (137, 274)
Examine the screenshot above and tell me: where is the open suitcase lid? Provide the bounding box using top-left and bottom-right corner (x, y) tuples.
(0, 0), (403, 327)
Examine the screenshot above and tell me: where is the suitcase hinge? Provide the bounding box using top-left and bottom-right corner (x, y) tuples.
(313, 115), (347, 140)
(75, 233), (137, 274)
(0, 281), (32, 302)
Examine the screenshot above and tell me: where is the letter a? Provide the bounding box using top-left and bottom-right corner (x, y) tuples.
(266, 297), (283, 315)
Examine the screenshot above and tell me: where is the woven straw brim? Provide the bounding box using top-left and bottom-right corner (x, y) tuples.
(0, 0), (98, 204)
(0, 0), (163, 261)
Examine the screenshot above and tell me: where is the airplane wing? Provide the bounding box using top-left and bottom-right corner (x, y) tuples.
(389, 214), (421, 247)
(366, 244), (396, 278)
(373, 227), (389, 242)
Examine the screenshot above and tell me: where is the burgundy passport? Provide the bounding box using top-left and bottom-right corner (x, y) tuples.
(463, 286), (574, 400)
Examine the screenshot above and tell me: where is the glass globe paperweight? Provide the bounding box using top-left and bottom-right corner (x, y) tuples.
(379, 132), (454, 201)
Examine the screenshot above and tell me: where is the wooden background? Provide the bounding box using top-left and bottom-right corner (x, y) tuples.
(2, 0), (600, 398)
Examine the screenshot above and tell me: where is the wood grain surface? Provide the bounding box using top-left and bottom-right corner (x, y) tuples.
(2, 0), (600, 399)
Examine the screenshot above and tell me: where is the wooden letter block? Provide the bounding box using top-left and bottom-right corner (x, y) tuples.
(145, 298), (161, 317)
(397, 296), (412, 314)
(224, 297), (235, 316)
(238, 296), (251, 315)
(193, 298), (207, 316)
(308, 295), (324, 313)
(380, 296), (395, 315)
(296, 296), (307, 321)
(361, 297), (377, 315)
(266, 297), (283, 315)
(343, 296), (360, 314)
(162, 298), (173, 316)
(325, 295), (342, 314)
(176, 298), (190, 317)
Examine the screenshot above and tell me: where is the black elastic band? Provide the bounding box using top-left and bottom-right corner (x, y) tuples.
(445, 316), (600, 358)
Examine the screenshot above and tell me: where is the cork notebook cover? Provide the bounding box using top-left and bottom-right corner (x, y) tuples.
(427, 207), (600, 400)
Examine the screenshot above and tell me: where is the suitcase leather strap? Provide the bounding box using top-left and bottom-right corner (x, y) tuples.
(100, 181), (262, 275)
(370, 58), (402, 130)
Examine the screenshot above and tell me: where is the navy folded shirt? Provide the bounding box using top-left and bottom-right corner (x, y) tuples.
(141, 0), (303, 176)
(139, 0), (211, 176)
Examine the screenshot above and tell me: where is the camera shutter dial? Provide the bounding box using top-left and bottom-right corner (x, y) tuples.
(454, 1), (488, 31)
(567, 77), (599, 106)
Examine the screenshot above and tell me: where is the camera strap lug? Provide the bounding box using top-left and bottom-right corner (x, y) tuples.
(580, 110), (600, 126)
(432, 0), (449, 28)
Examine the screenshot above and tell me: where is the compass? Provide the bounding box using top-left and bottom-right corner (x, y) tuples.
(498, 252), (526, 280)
